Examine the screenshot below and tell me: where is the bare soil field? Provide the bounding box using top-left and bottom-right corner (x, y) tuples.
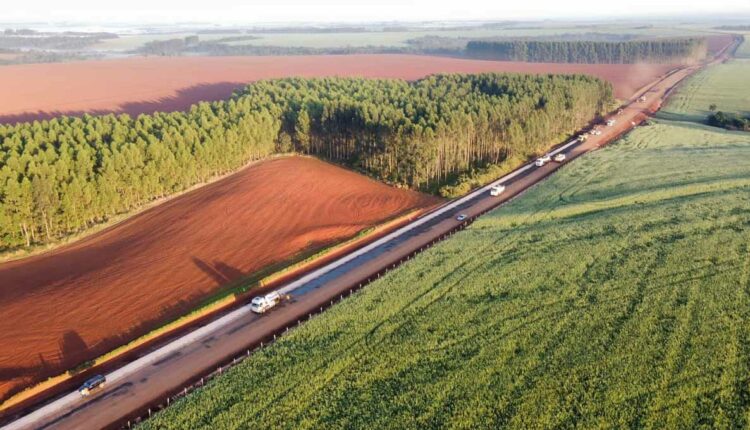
(0, 54), (677, 124)
(0, 156), (440, 403)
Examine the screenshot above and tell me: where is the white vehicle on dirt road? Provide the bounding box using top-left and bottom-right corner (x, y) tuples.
(456, 214), (468, 221)
(591, 129), (602, 136)
(250, 292), (285, 314)
(553, 153), (566, 163)
(490, 185), (506, 196)
(606, 119), (616, 127)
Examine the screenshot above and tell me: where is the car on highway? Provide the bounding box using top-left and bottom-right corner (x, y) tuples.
(456, 214), (468, 221)
(535, 154), (551, 167)
(553, 153), (566, 162)
(78, 374), (106, 397)
(490, 185), (506, 196)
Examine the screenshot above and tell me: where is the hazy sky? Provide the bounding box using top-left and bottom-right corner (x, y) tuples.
(6, 0), (750, 23)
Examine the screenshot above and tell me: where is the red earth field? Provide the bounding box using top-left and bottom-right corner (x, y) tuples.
(0, 156), (440, 402)
(0, 54), (677, 124)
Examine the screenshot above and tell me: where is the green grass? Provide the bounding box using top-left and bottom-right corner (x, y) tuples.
(141, 101), (750, 428)
(658, 58), (750, 123)
(736, 34), (750, 58)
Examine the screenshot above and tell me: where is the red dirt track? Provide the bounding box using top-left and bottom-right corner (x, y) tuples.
(0, 54), (676, 124)
(0, 156), (440, 402)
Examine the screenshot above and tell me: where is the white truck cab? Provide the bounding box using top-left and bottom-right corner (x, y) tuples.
(250, 291), (283, 314)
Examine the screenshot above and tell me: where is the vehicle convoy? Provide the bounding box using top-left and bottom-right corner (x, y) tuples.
(250, 291), (290, 314)
(490, 185), (506, 196)
(78, 375), (106, 397)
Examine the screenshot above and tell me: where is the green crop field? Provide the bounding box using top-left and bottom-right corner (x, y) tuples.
(735, 34), (750, 58)
(658, 58), (750, 123)
(141, 62), (750, 428)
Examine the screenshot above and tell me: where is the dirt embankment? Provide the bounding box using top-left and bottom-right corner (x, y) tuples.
(0, 54), (676, 124)
(0, 156), (441, 402)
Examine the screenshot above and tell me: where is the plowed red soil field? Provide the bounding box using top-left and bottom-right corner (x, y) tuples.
(0, 54), (677, 124)
(0, 156), (441, 402)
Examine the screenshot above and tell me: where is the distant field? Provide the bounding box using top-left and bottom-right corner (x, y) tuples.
(141, 69), (750, 428)
(658, 58), (750, 122)
(90, 32), (229, 51)
(0, 55), (672, 124)
(225, 27), (705, 48)
(90, 26), (709, 51)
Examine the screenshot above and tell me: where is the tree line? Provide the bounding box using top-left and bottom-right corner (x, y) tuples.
(0, 73), (612, 251)
(708, 111), (750, 131)
(465, 38), (708, 63)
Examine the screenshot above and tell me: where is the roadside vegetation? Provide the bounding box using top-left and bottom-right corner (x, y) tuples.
(141, 51), (750, 428)
(0, 73), (611, 251)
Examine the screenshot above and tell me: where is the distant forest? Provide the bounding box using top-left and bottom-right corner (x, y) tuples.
(136, 35), (709, 65)
(465, 38), (708, 63)
(0, 73), (612, 250)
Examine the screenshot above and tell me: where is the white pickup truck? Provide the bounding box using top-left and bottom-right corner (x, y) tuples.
(250, 291), (286, 314)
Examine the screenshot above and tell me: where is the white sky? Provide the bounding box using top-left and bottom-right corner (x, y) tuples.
(5, 0), (750, 24)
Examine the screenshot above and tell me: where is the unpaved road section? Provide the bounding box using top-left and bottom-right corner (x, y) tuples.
(0, 157), (439, 404)
(1, 52), (710, 430)
(0, 54), (676, 124)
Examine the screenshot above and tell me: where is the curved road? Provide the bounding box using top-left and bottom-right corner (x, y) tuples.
(2, 45), (734, 430)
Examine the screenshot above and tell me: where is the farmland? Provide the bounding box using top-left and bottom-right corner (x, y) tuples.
(0, 54), (674, 124)
(92, 25), (713, 51)
(659, 58), (750, 122)
(0, 156), (439, 403)
(141, 76), (750, 427)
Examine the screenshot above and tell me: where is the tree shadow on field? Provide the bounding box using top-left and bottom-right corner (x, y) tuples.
(0, 81), (247, 125)
(0, 290), (213, 406)
(192, 257), (245, 286)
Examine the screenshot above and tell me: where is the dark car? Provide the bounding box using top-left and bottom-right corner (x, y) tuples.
(78, 374), (106, 396)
